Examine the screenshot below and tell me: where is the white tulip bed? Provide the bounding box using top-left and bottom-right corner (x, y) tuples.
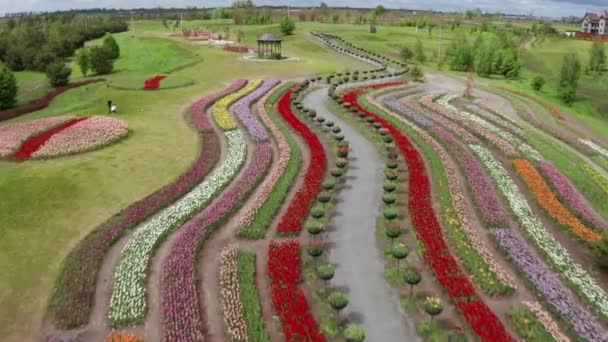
(108, 129), (247, 326)
(579, 138), (608, 160)
(470, 144), (608, 320)
(439, 95), (542, 162)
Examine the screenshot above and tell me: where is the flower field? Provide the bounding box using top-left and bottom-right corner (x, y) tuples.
(143, 75), (167, 90)
(213, 80), (262, 131)
(0, 115), (74, 157)
(275, 89), (327, 235)
(268, 240), (325, 342)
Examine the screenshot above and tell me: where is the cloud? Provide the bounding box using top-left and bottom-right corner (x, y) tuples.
(0, 0), (606, 18)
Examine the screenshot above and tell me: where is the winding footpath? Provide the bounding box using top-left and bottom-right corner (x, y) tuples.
(303, 87), (419, 342)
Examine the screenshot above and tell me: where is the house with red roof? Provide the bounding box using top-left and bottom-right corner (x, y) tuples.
(581, 11), (608, 35)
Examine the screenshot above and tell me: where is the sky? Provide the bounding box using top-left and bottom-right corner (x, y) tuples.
(0, 0), (606, 18)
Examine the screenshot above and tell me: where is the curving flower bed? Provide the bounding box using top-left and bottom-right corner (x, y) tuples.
(465, 104), (525, 138)
(143, 75), (167, 90)
(0, 115), (75, 158)
(434, 95), (521, 158)
(471, 144), (608, 321)
(161, 143), (273, 341)
(232, 78), (280, 141)
(12, 117), (89, 160)
(109, 130), (247, 326)
(347, 87), (514, 341)
(268, 240), (325, 342)
(106, 332), (144, 342)
(540, 161), (608, 231)
(31, 116), (129, 159)
(0, 79), (105, 122)
(275, 89), (327, 235)
(219, 244), (247, 341)
(380, 96), (515, 294)
(580, 139), (608, 159)
(237, 250), (270, 341)
(522, 301), (571, 342)
(47, 81), (237, 329)
(386, 98), (508, 226)
(513, 159), (602, 243)
(213, 80), (262, 131)
(582, 163), (608, 194)
(493, 229), (607, 341)
(238, 83), (300, 238)
(418, 95), (480, 143)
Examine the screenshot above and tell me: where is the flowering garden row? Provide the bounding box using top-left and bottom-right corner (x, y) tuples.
(161, 142), (273, 340)
(579, 139), (608, 159)
(160, 79), (276, 340)
(232, 78), (280, 142)
(238, 82), (303, 239)
(513, 159), (602, 243)
(109, 129), (248, 326)
(382, 89), (603, 338)
(0, 78), (105, 122)
(213, 80), (262, 131)
(384, 89), (607, 341)
(471, 145), (608, 323)
(47, 80), (240, 329)
(389, 96), (508, 226)
(345, 86), (514, 341)
(381, 96), (516, 293)
(275, 88), (327, 235)
(13, 117), (88, 160)
(219, 244), (247, 341)
(268, 240), (326, 342)
(439, 96), (543, 161)
(464, 104), (525, 138)
(582, 163), (608, 195)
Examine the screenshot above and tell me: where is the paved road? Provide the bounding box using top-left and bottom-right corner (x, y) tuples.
(304, 87), (420, 342)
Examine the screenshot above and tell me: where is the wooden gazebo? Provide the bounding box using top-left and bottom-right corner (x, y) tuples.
(257, 33), (282, 59)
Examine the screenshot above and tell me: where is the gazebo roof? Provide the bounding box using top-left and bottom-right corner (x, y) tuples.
(257, 33), (282, 42)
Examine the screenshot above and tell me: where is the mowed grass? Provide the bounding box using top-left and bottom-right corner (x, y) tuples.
(0, 21), (366, 341)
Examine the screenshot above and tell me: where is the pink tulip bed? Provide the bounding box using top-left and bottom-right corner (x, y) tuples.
(30, 116), (129, 159)
(0, 115), (75, 158)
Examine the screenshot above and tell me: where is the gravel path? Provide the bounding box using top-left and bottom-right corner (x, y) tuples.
(303, 87), (419, 342)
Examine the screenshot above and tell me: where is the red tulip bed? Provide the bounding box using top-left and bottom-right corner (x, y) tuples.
(12, 117), (89, 160)
(224, 45), (250, 53)
(46, 81), (243, 329)
(343, 85), (514, 342)
(143, 75), (167, 90)
(0, 79), (105, 122)
(275, 89), (327, 235)
(268, 240), (326, 342)
(0, 115), (75, 158)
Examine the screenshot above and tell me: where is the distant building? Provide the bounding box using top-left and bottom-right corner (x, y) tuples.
(581, 11), (608, 35)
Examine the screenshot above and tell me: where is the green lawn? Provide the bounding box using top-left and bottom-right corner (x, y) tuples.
(0, 21), (366, 342)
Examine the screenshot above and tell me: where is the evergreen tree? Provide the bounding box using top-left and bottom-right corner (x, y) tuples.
(414, 39), (426, 63)
(410, 65), (423, 82)
(0, 62), (17, 109)
(400, 46), (413, 62)
(279, 16), (295, 35)
(531, 75), (545, 91)
(102, 33), (120, 59)
(76, 48), (90, 76)
(89, 46), (114, 75)
(46, 60), (72, 87)
(559, 53), (581, 104)
(448, 38), (475, 72)
(500, 51), (521, 79)
(589, 40), (606, 73)
(476, 43), (495, 77)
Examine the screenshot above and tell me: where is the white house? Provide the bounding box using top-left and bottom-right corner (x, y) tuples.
(581, 11), (608, 35)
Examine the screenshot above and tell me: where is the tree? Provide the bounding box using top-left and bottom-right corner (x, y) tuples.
(319, 2), (330, 19)
(46, 60), (72, 87)
(306, 222), (324, 239)
(76, 48), (90, 76)
(499, 51), (521, 79)
(307, 243), (324, 264)
(391, 243), (408, 269)
(0, 63), (17, 109)
(384, 225), (401, 246)
(589, 40), (606, 73)
(559, 53), (581, 104)
(328, 291), (349, 318)
(280, 16), (295, 35)
(344, 324), (366, 342)
(414, 39), (426, 63)
(410, 65), (423, 82)
(317, 264), (335, 285)
(404, 269), (422, 297)
(374, 5), (386, 17)
(531, 75), (545, 91)
(102, 33), (120, 59)
(89, 46), (114, 75)
(476, 43), (495, 77)
(423, 297), (443, 323)
(400, 46), (413, 62)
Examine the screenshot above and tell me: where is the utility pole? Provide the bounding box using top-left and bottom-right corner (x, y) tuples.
(287, 6), (290, 17)
(438, 24), (443, 65)
(180, 13), (183, 31)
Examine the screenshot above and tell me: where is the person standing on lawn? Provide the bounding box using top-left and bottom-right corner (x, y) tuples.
(107, 100), (113, 114)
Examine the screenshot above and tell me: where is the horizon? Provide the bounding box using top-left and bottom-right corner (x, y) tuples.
(0, 0), (606, 19)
